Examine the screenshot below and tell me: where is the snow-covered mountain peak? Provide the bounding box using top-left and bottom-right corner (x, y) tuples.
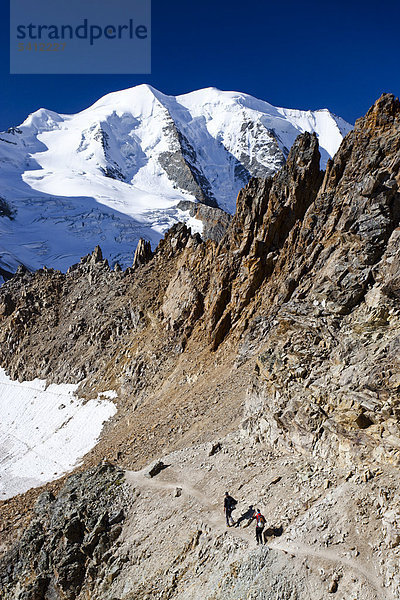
(84, 83), (165, 120)
(0, 85), (353, 279)
(21, 108), (65, 134)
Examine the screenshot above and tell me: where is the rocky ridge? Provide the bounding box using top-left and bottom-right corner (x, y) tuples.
(0, 94), (400, 599)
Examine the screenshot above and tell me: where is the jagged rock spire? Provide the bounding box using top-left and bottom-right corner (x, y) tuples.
(132, 239), (153, 269)
(90, 245), (103, 264)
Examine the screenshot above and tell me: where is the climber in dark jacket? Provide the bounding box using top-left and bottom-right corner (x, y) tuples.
(224, 492), (237, 526)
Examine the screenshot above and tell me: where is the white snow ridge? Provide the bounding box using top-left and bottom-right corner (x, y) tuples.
(0, 369), (117, 499)
(0, 85), (352, 277)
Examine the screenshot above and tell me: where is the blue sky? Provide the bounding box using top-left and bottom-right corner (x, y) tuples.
(1, 0), (400, 130)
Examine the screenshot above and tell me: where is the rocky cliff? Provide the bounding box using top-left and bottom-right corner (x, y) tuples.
(0, 94), (400, 600)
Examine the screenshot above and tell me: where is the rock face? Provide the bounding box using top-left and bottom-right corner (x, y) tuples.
(0, 464), (131, 600)
(0, 94), (400, 599)
(240, 93), (400, 468)
(204, 131), (323, 350)
(177, 200), (232, 242)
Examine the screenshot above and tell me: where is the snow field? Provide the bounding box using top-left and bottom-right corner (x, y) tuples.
(0, 368), (117, 499)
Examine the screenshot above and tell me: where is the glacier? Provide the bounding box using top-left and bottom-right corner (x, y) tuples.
(0, 85), (352, 276)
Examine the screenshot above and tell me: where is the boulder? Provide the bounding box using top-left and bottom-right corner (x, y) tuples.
(144, 460), (168, 478)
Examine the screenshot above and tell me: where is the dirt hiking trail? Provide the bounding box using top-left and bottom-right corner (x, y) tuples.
(125, 467), (390, 600)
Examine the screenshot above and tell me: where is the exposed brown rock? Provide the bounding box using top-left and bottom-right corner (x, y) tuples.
(176, 200), (232, 242)
(132, 238), (153, 269)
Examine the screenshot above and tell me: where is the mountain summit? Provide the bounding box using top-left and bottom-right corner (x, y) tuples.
(0, 85), (351, 278)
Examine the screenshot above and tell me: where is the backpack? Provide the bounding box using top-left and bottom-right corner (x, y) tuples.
(256, 513), (265, 527)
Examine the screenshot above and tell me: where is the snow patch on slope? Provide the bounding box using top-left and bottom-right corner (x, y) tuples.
(0, 368), (117, 499)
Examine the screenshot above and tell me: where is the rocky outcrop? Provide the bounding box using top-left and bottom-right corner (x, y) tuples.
(0, 463), (131, 600)
(132, 238), (153, 269)
(177, 200), (232, 242)
(0, 196), (15, 219)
